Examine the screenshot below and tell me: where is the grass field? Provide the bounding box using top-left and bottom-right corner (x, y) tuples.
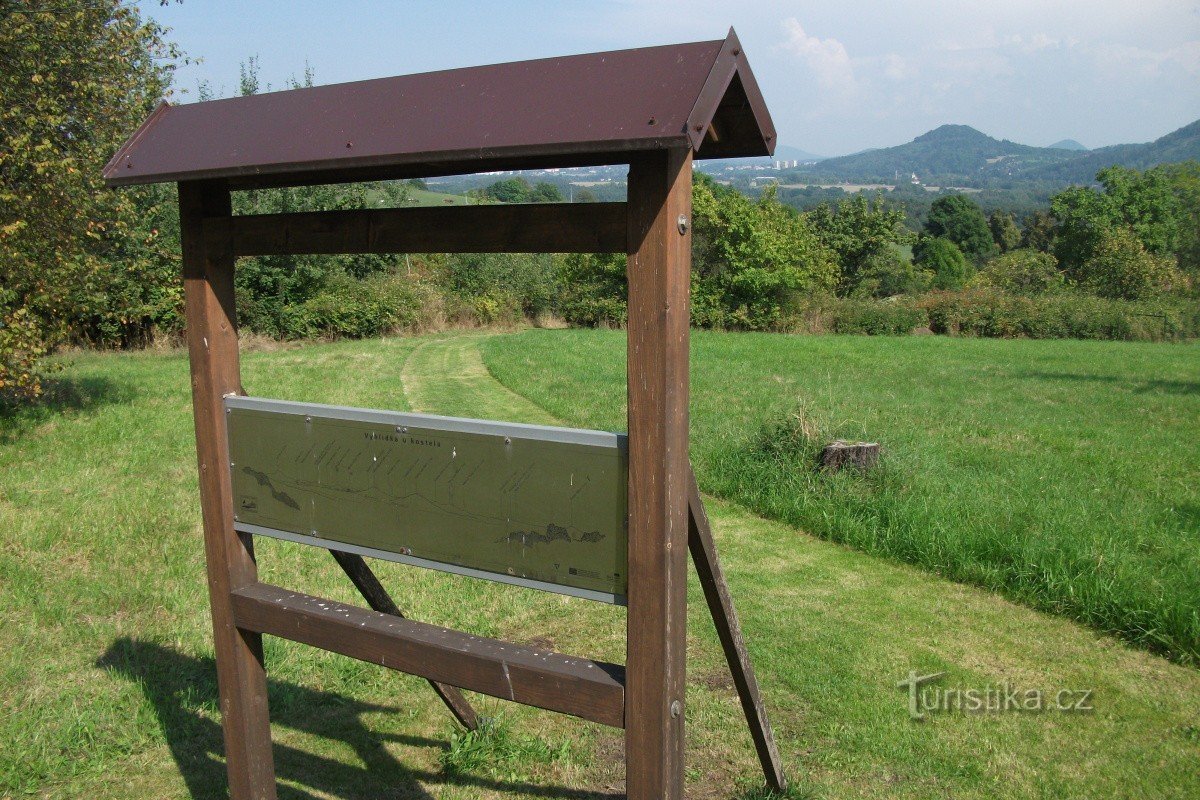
(483, 330), (1200, 664)
(2, 331), (1199, 799)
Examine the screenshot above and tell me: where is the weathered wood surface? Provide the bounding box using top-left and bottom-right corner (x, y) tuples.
(819, 441), (880, 472)
(180, 179), (277, 799)
(329, 550), (479, 730)
(231, 582), (627, 728)
(687, 469), (787, 793)
(205, 202), (628, 256)
(624, 148), (692, 800)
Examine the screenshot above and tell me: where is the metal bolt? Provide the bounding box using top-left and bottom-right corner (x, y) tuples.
(647, 116), (656, 125)
(234, 514), (239, 522)
(670, 699), (682, 718)
(305, 415), (312, 423)
(677, 215), (689, 235)
(504, 437), (511, 445)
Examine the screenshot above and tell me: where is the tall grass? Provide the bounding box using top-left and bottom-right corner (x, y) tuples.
(482, 330), (1200, 663)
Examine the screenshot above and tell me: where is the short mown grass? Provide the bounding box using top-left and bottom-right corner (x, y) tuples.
(3, 331), (1199, 799)
(482, 329), (1200, 664)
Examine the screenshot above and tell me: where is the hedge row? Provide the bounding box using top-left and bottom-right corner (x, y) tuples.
(789, 290), (1198, 341)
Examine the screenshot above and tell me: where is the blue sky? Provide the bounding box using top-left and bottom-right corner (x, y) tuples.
(140, 1), (1200, 157)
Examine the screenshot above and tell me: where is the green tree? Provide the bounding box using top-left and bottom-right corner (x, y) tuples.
(914, 236), (971, 290)
(925, 194), (994, 261)
(988, 211), (1021, 253)
(1076, 227), (1180, 300)
(484, 177), (533, 203)
(1051, 165), (1183, 277)
(529, 182), (563, 203)
(1157, 161), (1200, 284)
(0, 1), (185, 349)
(691, 179), (838, 329)
(1021, 210), (1056, 252)
(806, 193), (912, 294)
(851, 247), (932, 297)
(973, 249), (1064, 295)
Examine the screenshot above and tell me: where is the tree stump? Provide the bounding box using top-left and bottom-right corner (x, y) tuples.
(818, 440), (880, 472)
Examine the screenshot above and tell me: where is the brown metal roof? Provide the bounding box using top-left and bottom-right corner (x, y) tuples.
(104, 29), (774, 189)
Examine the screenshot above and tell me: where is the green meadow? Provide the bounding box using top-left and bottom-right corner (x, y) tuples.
(2, 331), (1198, 799)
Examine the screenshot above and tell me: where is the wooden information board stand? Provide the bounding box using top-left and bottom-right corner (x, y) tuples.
(106, 30), (783, 799)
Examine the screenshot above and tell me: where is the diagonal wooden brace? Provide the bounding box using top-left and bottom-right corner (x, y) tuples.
(329, 549), (480, 730)
(687, 467), (787, 793)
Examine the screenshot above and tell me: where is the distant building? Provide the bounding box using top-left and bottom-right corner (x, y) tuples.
(910, 172), (921, 185)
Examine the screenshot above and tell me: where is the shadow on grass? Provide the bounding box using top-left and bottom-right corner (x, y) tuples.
(98, 638), (620, 800)
(0, 375), (134, 442)
(1018, 371), (1200, 396)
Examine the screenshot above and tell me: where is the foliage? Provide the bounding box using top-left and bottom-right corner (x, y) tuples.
(818, 296), (928, 335)
(0, 1), (185, 347)
(275, 271), (427, 340)
(920, 287), (1195, 340)
(1051, 164), (1185, 278)
(1020, 209), (1056, 252)
(914, 236), (972, 289)
(924, 194), (995, 261)
(482, 177), (563, 203)
(0, 307), (55, 406)
(973, 248), (1065, 295)
(691, 179), (838, 329)
(988, 210), (1022, 252)
(1076, 226), (1182, 300)
(848, 246), (932, 298)
(805, 193), (912, 294)
(555, 252), (628, 326)
(435, 252), (559, 320)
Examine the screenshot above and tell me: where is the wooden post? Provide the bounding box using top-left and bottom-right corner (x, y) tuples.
(179, 180), (277, 799)
(625, 148), (692, 800)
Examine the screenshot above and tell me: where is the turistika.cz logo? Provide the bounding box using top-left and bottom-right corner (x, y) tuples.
(896, 671), (1094, 720)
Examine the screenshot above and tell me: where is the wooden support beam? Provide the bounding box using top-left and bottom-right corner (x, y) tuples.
(687, 470), (787, 793)
(205, 202), (628, 256)
(329, 550), (479, 730)
(624, 148), (692, 800)
(179, 180), (277, 799)
(231, 583), (626, 728)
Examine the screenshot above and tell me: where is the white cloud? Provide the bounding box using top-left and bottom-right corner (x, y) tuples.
(779, 17), (857, 92)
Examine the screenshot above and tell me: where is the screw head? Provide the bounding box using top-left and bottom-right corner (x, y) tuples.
(670, 699), (682, 718)
(677, 215), (689, 235)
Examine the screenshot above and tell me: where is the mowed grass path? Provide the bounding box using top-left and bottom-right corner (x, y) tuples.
(0, 331), (1197, 799)
(482, 330), (1200, 664)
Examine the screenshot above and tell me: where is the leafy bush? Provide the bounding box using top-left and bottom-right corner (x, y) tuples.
(692, 180), (838, 329)
(555, 252), (628, 327)
(277, 271), (425, 340)
(850, 246), (932, 298)
(1077, 227), (1182, 300)
(921, 288), (1197, 340)
(914, 236), (972, 289)
(973, 249), (1065, 295)
(0, 308), (53, 406)
(790, 296), (928, 335)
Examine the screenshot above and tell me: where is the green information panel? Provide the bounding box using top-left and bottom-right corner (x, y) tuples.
(225, 396), (628, 603)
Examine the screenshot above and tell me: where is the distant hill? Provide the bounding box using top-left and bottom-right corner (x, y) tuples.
(774, 144), (826, 163)
(1030, 119), (1200, 183)
(1048, 139), (1088, 151)
(788, 120), (1200, 188)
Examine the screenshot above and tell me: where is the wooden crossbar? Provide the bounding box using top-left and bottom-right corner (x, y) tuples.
(204, 202), (628, 256)
(230, 582), (627, 728)
(329, 550), (479, 731)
